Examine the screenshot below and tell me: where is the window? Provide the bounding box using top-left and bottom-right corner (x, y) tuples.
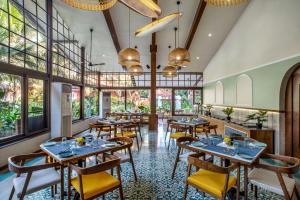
(28, 78), (46, 133)
(52, 6), (81, 81)
(84, 87), (98, 118)
(174, 90), (194, 115)
(109, 90), (125, 112)
(156, 89), (172, 116)
(0, 73), (22, 141)
(0, 0), (48, 72)
(72, 86), (81, 121)
(194, 89), (202, 104)
(126, 90), (150, 113)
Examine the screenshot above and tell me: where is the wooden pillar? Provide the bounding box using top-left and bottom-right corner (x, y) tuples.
(149, 15), (158, 130)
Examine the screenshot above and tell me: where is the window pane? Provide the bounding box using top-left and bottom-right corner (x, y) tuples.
(156, 89), (172, 117)
(72, 86), (81, 121)
(28, 78), (46, 132)
(126, 90), (150, 113)
(109, 90), (125, 113)
(174, 90), (194, 115)
(84, 87), (98, 118)
(0, 73), (22, 141)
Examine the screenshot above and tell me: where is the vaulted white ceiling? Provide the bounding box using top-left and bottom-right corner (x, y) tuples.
(54, 0), (248, 72)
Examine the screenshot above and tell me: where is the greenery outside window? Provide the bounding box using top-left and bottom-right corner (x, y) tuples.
(84, 87), (98, 118)
(0, 73), (22, 141)
(174, 89), (194, 115)
(72, 86), (81, 121)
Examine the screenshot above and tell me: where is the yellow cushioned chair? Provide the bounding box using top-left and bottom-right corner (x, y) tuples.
(116, 131), (137, 138)
(70, 157), (124, 200)
(170, 132), (192, 139)
(183, 153), (239, 200)
(168, 123), (190, 149)
(116, 124), (140, 150)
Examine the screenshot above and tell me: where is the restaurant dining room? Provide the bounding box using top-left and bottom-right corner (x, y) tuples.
(1, 0), (300, 199)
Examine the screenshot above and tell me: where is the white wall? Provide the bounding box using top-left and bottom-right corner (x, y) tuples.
(204, 0), (300, 83)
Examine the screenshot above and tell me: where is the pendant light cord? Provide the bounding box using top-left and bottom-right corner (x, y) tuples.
(90, 28), (93, 62)
(128, 8), (131, 48)
(177, 1), (180, 47)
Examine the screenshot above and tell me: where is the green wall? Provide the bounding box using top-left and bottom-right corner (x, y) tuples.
(203, 56), (300, 110)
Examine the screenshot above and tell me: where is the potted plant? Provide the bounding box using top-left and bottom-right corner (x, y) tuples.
(245, 111), (268, 129)
(205, 104), (213, 116)
(222, 107), (234, 121)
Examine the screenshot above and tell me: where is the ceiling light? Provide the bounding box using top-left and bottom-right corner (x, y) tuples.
(118, 48), (140, 67)
(162, 66), (177, 78)
(135, 12), (182, 37)
(208, 33), (212, 37)
(120, 0), (161, 18)
(63, 0), (117, 11)
(196, 57), (200, 60)
(204, 0), (248, 6)
(127, 65), (144, 76)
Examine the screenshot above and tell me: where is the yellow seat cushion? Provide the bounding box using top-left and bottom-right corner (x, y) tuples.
(71, 172), (120, 199)
(187, 169), (236, 198)
(116, 131), (137, 138)
(170, 132), (192, 139)
(100, 127), (115, 132)
(194, 127), (204, 132)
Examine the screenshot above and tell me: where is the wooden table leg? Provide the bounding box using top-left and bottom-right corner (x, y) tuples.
(237, 165), (240, 200)
(244, 165), (248, 199)
(60, 165), (64, 200)
(67, 164), (71, 200)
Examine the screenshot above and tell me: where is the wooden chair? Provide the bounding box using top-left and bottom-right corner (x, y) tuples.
(70, 156), (124, 200)
(98, 137), (138, 181)
(116, 123), (140, 150)
(164, 119), (177, 141)
(248, 153), (300, 200)
(183, 153), (239, 200)
(8, 152), (61, 200)
(89, 123), (114, 139)
(172, 137), (205, 179)
(168, 123), (191, 149)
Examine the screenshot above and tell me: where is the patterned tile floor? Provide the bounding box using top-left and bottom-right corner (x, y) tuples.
(0, 122), (291, 199)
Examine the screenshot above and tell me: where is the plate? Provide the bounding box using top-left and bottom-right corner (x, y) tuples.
(237, 152), (254, 160)
(251, 142), (267, 148)
(191, 141), (205, 147)
(43, 142), (56, 147)
(58, 151), (74, 158)
(102, 143), (117, 148)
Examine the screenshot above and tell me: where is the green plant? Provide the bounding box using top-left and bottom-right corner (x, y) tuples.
(245, 111), (268, 127)
(206, 104), (213, 112)
(222, 107), (234, 117)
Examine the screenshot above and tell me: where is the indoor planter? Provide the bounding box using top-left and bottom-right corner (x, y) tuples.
(245, 111), (268, 129)
(205, 104), (213, 116)
(222, 107), (234, 121)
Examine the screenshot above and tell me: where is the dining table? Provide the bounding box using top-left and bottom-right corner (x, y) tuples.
(171, 119), (209, 137)
(177, 136), (267, 200)
(40, 137), (127, 200)
(97, 118), (138, 135)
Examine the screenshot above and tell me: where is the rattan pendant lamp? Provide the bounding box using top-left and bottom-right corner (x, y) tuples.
(168, 1), (190, 67)
(162, 46), (177, 78)
(204, 0), (247, 6)
(118, 9), (141, 67)
(63, 0), (117, 11)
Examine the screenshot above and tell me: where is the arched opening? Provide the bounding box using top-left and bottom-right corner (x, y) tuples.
(280, 62), (300, 156)
(236, 74), (252, 106)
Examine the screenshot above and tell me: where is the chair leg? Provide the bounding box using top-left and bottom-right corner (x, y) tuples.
(9, 186), (15, 200)
(183, 184), (189, 200)
(119, 186), (124, 200)
(171, 147), (181, 179)
(254, 185), (258, 199)
(136, 137), (140, 151)
(168, 137), (171, 150)
(165, 125), (169, 141)
(129, 148), (138, 181)
(294, 186), (300, 200)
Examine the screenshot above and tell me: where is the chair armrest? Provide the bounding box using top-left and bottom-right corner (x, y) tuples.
(71, 156), (120, 175)
(256, 153), (300, 174)
(8, 152), (60, 174)
(188, 153), (239, 174)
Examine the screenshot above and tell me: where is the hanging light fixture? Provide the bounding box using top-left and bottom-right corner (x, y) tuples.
(162, 66), (177, 78)
(118, 9), (141, 67)
(63, 0), (117, 11)
(168, 1), (190, 67)
(127, 65), (144, 76)
(204, 0), (247, 6)
(119, 0), (161, 18)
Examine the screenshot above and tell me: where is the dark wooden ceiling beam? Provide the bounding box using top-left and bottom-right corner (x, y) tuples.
(103, 10), (121, 52)
(185, 0), (207, 50)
